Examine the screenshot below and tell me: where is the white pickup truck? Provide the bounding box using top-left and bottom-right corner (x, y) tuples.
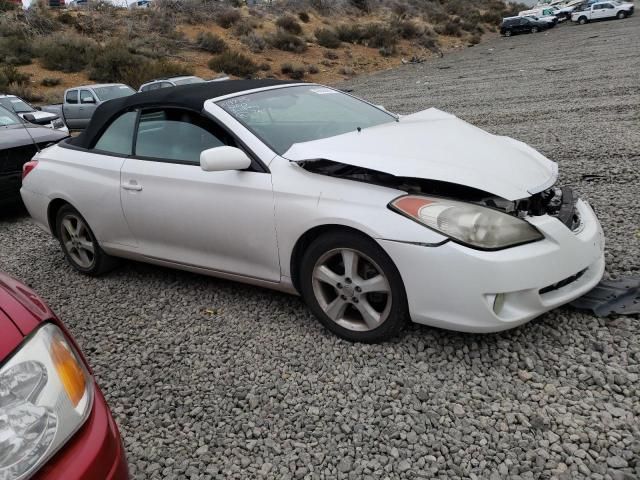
(572, 1), (634, 24)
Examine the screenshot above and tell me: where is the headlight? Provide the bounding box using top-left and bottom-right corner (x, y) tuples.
(0, 323), (93, 480)
(390, 195), (544, 250)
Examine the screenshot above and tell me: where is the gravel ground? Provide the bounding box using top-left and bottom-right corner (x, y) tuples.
(1, 16), (639, 480)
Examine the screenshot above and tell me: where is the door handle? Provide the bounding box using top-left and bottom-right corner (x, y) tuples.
(122, 181), (143, 191)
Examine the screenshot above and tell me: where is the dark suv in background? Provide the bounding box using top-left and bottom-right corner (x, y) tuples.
(501, 16), (551, 36)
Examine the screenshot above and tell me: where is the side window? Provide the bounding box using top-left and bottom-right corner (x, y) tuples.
(80, 90), (95, 104)
(603, 3), (614, 8)
(93, 111), (137, 155)
(65, 90), (78, 104)
(134, 109), (233, 164)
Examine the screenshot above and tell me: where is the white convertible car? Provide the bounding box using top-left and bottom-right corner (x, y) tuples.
(20, 80), (605, 342)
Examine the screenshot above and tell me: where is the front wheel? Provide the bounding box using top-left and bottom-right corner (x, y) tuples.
(504, 29), (512, 37)
(531, 26), (539, 33)
(299, 232), (408, 343)
(578, 16), (588, 24)
(56, 204), (118, 276)
(617, 11), (626, 19)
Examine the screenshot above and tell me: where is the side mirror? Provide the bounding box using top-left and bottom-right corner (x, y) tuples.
(200, 146), (252, 172)
(35, 106), (42, 111)
(83, 97), (96, 104)
(23, 113), (36, 123)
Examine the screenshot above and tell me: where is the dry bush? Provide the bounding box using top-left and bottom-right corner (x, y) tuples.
(259, 62), (271, 71)
(267, 31), (307, 53)
(196, 32), (227, 54)
(276, 14), (302, 34)
(362, 23), (397, 49)
(435, 20), (463, 37)
(394, 19), (421, 39)
(71, 12), (120, 39)
(36, 34), (97, 72)
(335, 24), (362, 43)
(233, 18), (255, 37)
(323, 49), (339, 60)
(468, 33), (482, 46)
(0, 36), (33, 66)
(281, 63), (305, 80)
(0, 0), (18, 12)
(315, 28), (341, 49)
(241, 32), (267, 53)
(215, 8), (242, 28)
(307, 64), (319, 74)
(208, 50), (259, 78)
(21, 7), (60, 36)
(298, 11), (310, 23)
(41, 77), (62, 87)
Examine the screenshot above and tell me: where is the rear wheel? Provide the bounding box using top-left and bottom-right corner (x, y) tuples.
(299, 232), (408, 343)
(504, 29), (512, 37)
(617, 11), (626, 19)
(56, 204), (118, 275)
(531, 26), (539, 33)
(578, 16), (588, 24)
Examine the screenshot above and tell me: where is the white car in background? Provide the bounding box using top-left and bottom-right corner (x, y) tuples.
(572, 1), (634, 23)
(20, 81), (605, 343)
(0, 94), (68, 132)
(138, 76), (205, 92)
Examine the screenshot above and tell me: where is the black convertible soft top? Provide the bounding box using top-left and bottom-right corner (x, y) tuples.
(69, 79), (297, 149)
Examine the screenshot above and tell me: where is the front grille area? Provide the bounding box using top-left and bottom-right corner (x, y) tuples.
(540, 269), (586, 295)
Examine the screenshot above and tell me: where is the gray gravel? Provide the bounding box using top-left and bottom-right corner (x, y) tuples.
(1, 16), (640, 480)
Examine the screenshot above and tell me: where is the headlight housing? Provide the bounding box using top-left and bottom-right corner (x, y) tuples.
(390, 195), (544, 250)
(0, 323), (93, 480)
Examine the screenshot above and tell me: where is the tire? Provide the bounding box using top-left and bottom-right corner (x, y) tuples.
(504, 29), (512, 37)
(299, 231), (409, 343)
(531, 26), (539, 33)
(55, 204), (119, 276)
(617, 11), (626, 19)
(578, 16), (588, 24)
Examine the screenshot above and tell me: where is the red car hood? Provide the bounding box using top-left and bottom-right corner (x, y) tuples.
(0, 272), (52, 336)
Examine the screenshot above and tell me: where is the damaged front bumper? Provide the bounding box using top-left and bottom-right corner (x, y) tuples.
(378, 199), (605, 333)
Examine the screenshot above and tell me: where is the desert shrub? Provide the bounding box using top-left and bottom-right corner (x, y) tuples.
(57, 11), (75, 25)
(481, 11), (502, 25)
(88, 43), (142, 83)
(233, 18), (255, 37)
(21, 7), (60, 35)
(241, 32), (267, 53)
(37, 34), (97, 72)
(215, 8), (241, 28)
(276, 14), (302, 35)
(417, 33), (440, 53)
(128, 34), (179, 60)
(378, 45), (395, 57)
(362, 24), (397, 49)
(0, 37), (33, 65)
(196, 32), (227, 54)
(468, 33), (482, 46)
(298, 11), (310, 23)
(307, 64), (319, 74)
(335, 24), (362, 43)
(0, 65), (30, 87)
(258, 62), (271, 71)
(323, 49), (339, 60)
(41, 77), (62, 87)
(338, 66), (355, 76)
(349, 0), (371, 12)
(281, 63), (305, 80)
(395, 19), (421, 39)
(314, 28), (341, 49)
(436, 20), (463, 37)
(208, 50), (258, 78)
(267, 31), (307, 53)
(90, 42), (192, 88)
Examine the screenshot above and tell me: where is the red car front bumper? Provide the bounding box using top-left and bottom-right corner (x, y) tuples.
(33, 385), (128, 480)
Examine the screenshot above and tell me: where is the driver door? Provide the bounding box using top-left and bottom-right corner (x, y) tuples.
(120, 108), (281, 282)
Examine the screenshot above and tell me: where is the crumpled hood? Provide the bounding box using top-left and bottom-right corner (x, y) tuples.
(284, 108), (557, 201)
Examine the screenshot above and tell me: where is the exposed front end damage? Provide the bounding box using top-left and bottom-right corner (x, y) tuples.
(296, 159), (580, 232)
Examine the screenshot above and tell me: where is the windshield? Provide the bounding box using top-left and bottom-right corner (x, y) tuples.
(0, 105), (22, 126)
(173, 77), (205, 86)
(93, 85), (136, 102)
(218, 85), (396, 155)
(0, 97), (34, 113)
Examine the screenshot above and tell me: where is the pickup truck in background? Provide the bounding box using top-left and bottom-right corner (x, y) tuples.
(41, 83), (135, 130)
(572, 1), (634, 24)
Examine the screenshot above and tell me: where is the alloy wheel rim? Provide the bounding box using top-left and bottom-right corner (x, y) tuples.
(312, 248), (392, 332)
(60, 214), (95, 269)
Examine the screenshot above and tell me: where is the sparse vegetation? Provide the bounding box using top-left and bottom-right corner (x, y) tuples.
(196, 32), (227, 54)
(315, 28), (341, 49)
(208, 50), (258, 78)
(0, 0), (524, 98)
(275, 15), (302, 35)
(281, 63), (305, 80)
(267, 31), (307, 53)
